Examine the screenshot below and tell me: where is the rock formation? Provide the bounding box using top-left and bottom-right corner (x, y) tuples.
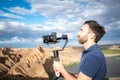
(0, 45), (82, 80)
(0, 46), (54, 80)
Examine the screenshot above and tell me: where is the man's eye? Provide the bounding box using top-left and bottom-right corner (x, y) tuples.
(80, 29), (83, 31)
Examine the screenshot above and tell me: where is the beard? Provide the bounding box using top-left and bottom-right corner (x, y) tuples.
(78, 35), (88, 44)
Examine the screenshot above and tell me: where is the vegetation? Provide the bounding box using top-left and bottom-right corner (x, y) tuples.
(64, 61), (80, 67)
(65, 49), (120, 67)
(102, 49), (120, 54)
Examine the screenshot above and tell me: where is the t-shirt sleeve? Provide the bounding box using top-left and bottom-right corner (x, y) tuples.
(80, 54), (101, 78)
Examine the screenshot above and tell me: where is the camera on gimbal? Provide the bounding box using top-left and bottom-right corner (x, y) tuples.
(42, 32), (68, 61)
(43, 32), (68, 44)
(43, 32), (57, 43)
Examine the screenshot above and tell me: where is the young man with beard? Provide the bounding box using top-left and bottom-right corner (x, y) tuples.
(53, 20), (106, 80)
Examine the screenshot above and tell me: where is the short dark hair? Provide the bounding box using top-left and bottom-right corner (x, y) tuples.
(84, 20), (105, 43)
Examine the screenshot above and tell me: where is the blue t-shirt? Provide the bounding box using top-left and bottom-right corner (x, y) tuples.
(79, 44), (106, 80)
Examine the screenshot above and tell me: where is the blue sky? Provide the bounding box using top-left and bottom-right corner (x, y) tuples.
(0, 0), (120, 48)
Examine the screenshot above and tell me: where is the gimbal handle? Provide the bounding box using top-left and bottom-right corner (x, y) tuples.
(53, 39), (68, 61)
(53, 50), (60, 61)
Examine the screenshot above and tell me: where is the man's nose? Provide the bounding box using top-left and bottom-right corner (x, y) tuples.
(77, 31), (80, 37)
(77, 31), (80, 35)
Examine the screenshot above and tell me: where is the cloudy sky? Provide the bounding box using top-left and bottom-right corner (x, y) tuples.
(0, 0), (120, 48)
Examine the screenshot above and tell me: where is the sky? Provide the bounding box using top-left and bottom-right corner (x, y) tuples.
(0, 0), (120, 48)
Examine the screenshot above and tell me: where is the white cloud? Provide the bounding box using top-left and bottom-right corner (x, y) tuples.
(0, 20), (55, 34)
(0, 36), (25, 44)
(5, 7), (31, 15)
(67, 40), (80, 47)
(0, 0), (120, 47)
(8, 21), (26, 28)
(0, 10), (24, 19)
(43, 18), (83, 33)
(82, 7), (104, 18)
(67, 32), (77, 39)
(1, 0), (107, 20)
(98, 39), (120, 45)
(0, 21), (28, 31)
(25, 0), (80, 17)
(34, 38), (43, 43)
(29, 23), (54, 31)
(105, 20), (120, 31)
(0, 19), (81, 47)
(0, 36), (43, 44)
(0, 22), (6, 30)
(24, 0), (106, 19)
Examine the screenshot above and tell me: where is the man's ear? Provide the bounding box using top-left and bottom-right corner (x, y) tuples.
(88, 33), (95, 39)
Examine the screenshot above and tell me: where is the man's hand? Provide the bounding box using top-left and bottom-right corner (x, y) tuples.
(54, 69), (60, 77)
(53, 60), (64, 77)
(53, 60), (92, 80)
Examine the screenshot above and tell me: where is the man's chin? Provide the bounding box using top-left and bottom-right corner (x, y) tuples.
(78, 41), (83, 44)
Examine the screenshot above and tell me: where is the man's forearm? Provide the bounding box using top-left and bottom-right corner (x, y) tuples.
(60, 67), (77, 80)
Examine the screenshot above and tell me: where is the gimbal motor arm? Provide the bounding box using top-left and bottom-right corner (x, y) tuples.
(42, 32), (68, 61)
(53, 37), (68, 61)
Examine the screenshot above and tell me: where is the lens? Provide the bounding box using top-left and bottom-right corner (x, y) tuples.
(62, 35), (68, 40)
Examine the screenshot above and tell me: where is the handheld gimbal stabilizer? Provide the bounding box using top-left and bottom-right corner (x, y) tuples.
(42, 32), (68, 61)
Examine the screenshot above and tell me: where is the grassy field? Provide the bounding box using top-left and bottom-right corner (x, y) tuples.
(102, 49), (120, 54)
(65, 49), (120, 67)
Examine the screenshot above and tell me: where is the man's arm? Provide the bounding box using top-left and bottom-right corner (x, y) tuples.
(60, 69), (92, 80)
(77, 72), (92, 80)
(53, 61), (92, 80)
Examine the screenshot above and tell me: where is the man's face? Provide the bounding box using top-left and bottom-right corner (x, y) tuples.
(78, 24), (90, 44)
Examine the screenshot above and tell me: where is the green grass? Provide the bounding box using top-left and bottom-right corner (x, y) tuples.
(116, 57), (120, 60)
(65, 49), (120, 67)
(102, 49), (120, 54)
(64, 61), (80, 67)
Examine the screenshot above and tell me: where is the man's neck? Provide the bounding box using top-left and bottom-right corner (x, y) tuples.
(83, 41), (96, 50)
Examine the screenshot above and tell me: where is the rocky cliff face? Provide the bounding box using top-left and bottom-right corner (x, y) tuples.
(0, 46), (82, 80)
(0, 46), (53, 80)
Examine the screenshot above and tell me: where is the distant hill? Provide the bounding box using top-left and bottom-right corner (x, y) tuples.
(71, 44), (120, 50)
(100, 44), (120, 50)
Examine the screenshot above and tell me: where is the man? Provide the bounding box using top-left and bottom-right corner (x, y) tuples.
(53, 20), (106, 80)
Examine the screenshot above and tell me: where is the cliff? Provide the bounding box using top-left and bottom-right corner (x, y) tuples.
(0, 46), (53, 80)
(0, 46), (81, 80)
